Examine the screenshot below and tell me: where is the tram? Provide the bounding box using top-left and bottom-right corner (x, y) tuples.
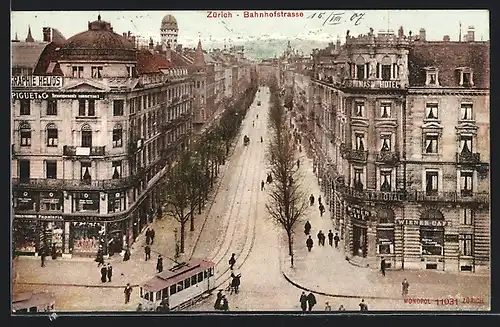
(139, 258), (216, 311)
(12, 292), (55, 313)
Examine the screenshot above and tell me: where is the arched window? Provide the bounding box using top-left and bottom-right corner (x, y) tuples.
(113, 124), (123, 148)
(378, 208), (395, 224)
(46, 123), (58, 147)
(420, 209), (445, 256)
(355, 56), (366, 79)
(20, 122), (31, 147)
(81, 124), (92, 147)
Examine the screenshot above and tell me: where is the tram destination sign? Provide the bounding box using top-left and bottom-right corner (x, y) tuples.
(12, 91), (106, 100)
(11, 75), (64, 88)
(396, 219), (450, 227)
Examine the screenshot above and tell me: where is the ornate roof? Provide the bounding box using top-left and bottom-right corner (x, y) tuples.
(161, 14), (178, 30)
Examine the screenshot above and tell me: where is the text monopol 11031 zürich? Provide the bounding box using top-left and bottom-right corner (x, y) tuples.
(404, 297), (486, 306)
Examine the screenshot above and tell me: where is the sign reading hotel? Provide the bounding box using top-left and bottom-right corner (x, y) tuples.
(11, 75), (64, 88)
(396, 219), (450, 227)
(344, 79), (401, 89)
(12, 92), (105, 100)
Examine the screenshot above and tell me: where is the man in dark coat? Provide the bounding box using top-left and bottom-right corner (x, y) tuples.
(214, 290), (223, 310)
(307, 292), (317, 311)
(145, 228), (151, 245)
(261, 180), (265, 191)
(229, 253), (236, 270)
(231, 273), (241, 294)
(297, 159), (300, 168)
(124, 283), (133, 304)
(107, 263), (113, 282)
(221, 296), (229, 311)
(328, 230), (334, 246)
(319, 204), (325, 217)
(359, 299), (368, 311)
(299, 292), (307, 311)
(334, 233), (340, 248)
(304, 221), (311, 235)
(306, 236), (313, 252)
(145, 245), (151, 261)
(157, 254), (164, 273)
(380, 257), (386, 276)
(150, 229), (156, 244)
(402, 278), (410, 297)
(100, 265), (107, 283)
(318, 195), (322, 205)
(309, 194), (314, 206)
(123, 248), (131, 261)
(40, 247), (46, 267)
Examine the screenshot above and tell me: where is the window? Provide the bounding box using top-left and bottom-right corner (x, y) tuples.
(46, 161), (57, 179)
(460, 208), (474, 225)
(381, 65), (391, 81)
(380, 170), (392, 192)
(20, 123), (31, 146)
(78, 100), (86, 116)
(197, 272), (204, 283)
(47, 124), (58, 146)
(380, 103), (391, 118)
(79, 100), (95, 116)
(20, 100), (30, 115)
(112, 161), (122, 179)
(191, 275), (197, 285)
(460, 104), (473, 121)
(113, 100), (124, 116)
(72, 66), (84, 78)
(112, 127), (123, 147)
(460, 135), (473, 154)
(462, 72), (471, 87)
(425, 171), (439, 196)
(425, 103), (438, 119)
(356, 64), (365, 79)
(459, 234), (473, 256)
(377, 229), (394, 255)
(81, 131), (92, 147)
(47, 99), (58, 115)
(420, 209), (445, 256)
(380, 134), (391, 152)
(156, 292), (161, 301)
(429, 73), (437, 85)
(355, 133), (365, 151)
(354, 102), (364, 117)
(460, 171), (473, 196)
(353, 168), (363, 191)
(378, 208), (395, 224)
(81, 162), (92, 182)
(424, 134), (438, 154)
(170, 285), (177, 295)
(91, 66), (103, 78)
(19, 159), (30, 180)
(88, 100), (95, 116)
(177, 282), (184, 292)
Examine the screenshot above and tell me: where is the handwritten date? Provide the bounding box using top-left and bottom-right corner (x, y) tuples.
(307, 11), (365, 26)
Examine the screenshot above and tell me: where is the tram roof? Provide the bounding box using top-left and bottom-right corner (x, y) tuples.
(12, 292), (55, 311)
(142, 258), (215, 292)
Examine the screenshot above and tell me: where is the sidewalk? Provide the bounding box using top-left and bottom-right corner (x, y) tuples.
(279, 151), (491, 310)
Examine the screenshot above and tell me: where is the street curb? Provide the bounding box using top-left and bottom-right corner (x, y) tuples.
(15, 281), (141, 289)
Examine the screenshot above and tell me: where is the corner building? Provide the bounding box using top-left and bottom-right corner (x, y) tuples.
(11, 16), (193, 257)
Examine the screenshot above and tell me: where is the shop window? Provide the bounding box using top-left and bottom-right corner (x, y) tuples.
(459, 135), (473, 154)
(20, 99), (30, 115)
(354, 102), (364, 117)
(113, 127), (123, 147)
(46, 160), (57, 179)
(72, 66), (84, 78)
(19, 159), (30, 181)
(380, 103), (391, 118)
(420, 209), (444, 256)
(80, 162), (92, 184)
(91, 66), (103, 78)
(380, 170), (392, 192)
(424, 133), (438, 154)
(380, 134), (391, 151)
(460, 208), (474, 225)
(113, 100), (124, 116)
(377, 229), (394, 255)
(20, 125), (31, 147)
(460, 171), (473, 197)
(108, 191), (125, 213)
(47, 99), (58, 115)
(16, 190), (35, 211)
(47, 124), (58, 147)
(74, 192), (99, 212)
(354, 133), (365, 151)
(353, 168), (364, 191)
(425, 103), (439, 120)
(425, 171), (439, 196)
(13, 219), (37, 253)
(459, 234), (473, 256)
(460, 104), (473, 121)
(71, 222), (101, 253)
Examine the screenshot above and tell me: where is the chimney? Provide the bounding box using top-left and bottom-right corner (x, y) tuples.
(131, 36), (136, 48)
(419, 28), (426, 41)
(467, 26), (475, 42)
(443, 35), (450, 41)
(123, 32), (127, 37)
(149, 37), (154, 50)
(43, 27), (52, 42)
(336, 36), (341, 51)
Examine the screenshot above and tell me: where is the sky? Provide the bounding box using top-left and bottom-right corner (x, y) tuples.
(11, 10), (489, 47)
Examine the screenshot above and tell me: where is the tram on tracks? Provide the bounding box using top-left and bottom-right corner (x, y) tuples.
(139, 258), (216, 311)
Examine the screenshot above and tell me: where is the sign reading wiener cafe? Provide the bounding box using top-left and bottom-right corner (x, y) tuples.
(346, 205), (371, 222)
(12, 91), (105, 100)
(396, 219), (450, 227)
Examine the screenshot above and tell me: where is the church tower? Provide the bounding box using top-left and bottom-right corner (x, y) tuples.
(160, 14), (178, 50)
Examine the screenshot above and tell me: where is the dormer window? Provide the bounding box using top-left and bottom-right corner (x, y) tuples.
(424, 67), (439, 86)
(457, 67), (474, 87)
(72, 66), (84, 78)
(91, 66), (103, 78)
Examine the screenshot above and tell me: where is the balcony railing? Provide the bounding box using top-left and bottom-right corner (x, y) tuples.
(341, 186), (407, 202)
(375, 150), (400, 164)
(456, 152), (480, 164)
(12, 176), (138, 191)
(340, 144), (368, 162)
(63, 146), (106, 157)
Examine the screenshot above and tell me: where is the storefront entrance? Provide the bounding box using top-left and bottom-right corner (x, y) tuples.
(353, 225), (367, 257)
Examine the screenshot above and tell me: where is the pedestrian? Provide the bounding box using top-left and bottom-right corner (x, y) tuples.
(309, 194), (315, 206)
(252, 120), (255, 127)
(136, 303), (143, 311)
(231, 272), (241, 294)
(40, 248), (46, 267)
(145, 245), (151, 261)
(107, 263), (113, 282)
(157, 254), (164, 273)
(297, 159), (300, 168)
(124, 283), (133, 304)
(150, 228), (156, 245)
(95, 248), (104, 267)
(256, 114), (259, 119)
(381, 257), (386, 276)
(100, 265), (107, 283)
(51, 243), (57, 260)
(328, 230), (334, 246)
(261, 180), (265, 191)
(306, 236), (313, 252)
(318, 195), (322, 205)
(338, 305), (346, 311)
(304, 220), (311, 235)
(319, 204), (325, 217)
(123, 247), (131, 261)
(359, 299), (368, 311)
(324, 301), (332, 311)
(306, 292), (317, 311)
(317, 230), (324, 246)
(145, 228), (151, 245)
(260, 136), (263, 143)
(299, 292), (307, 312)
(221, 295), (229, 311)
(229, 253), (236, 270)
(214, 290), (223, 310)
(334, 233), (340, 248)
(402, 278), (410, 297)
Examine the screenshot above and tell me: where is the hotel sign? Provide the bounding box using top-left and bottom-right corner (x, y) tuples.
(11, 75), (64, 88)
(396, 219), (450, 227)
(12, 92), (105, 100)
(344, 79), (401, 89)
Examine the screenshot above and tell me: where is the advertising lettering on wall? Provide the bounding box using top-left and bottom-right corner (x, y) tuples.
(396, 219), (450, 227)
(346, 205), (371, 221)
(11, 75), (64, 88)
(343, 79), (401, 89)
(18, 191), (32, 203)
(12, 91), (106, 100)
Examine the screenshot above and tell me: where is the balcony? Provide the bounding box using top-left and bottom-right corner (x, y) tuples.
(408, 190), (489, 204)
(375, 150), (400, 164)
(12, 176), (138, 191)
(341, 186), (407, 202)
(456, 152), (480, 165)
(63, 146), (105, 157)
(340, 144), (368, 162)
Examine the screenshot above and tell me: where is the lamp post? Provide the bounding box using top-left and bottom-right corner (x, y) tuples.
(174, 228), (179, 260)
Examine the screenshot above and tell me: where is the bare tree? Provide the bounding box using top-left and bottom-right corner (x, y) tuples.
(266, 80), (309, 268)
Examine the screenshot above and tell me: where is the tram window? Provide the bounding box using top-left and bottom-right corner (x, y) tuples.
(145, 292), (149, 301)
(208, 268), (214, 277)
(170, 285), (177, 295)
(204, 271), (208, 278)
(17, 309), (28, 313)
(191, 275), (197, 285)
(177, 282), (184, 292)
(185, 278), (191, 289)
(29, 307), (37, 312)
(156, 292), (161, 301)
(162, 288), (168, 299)
(198, 272), (204, 282)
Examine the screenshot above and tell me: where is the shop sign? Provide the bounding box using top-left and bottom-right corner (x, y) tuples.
(11, 75), (64, 88)
(396, 219), (449, 227)
(18, 191), (32, 203)
(78, 192), (98, 205)
(343, 79), (401, 89)
(346, 205), (371, 221)
(14, 214), (37, 219)
(38, 215), (63, 221)
(444, 234), (459, 243)
(12, 91), (105, 100)
(68, 216), (102, 222)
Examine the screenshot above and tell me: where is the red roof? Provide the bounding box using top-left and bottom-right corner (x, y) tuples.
(33, 42), (64, 76)
(136, 49), (173, 75)
(142, 259), (214, 292)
